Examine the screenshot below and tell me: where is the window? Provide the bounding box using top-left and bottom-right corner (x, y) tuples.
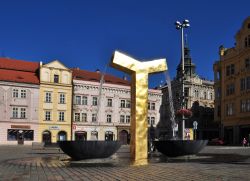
(74, 113), (80, 122)
(54, 74), (59, 83)
(195, 90), (199, 98)
(107, 99), (112, 107)
(59, 112), (65, 121)
(20, 108), (26, 118)
(210, 93), (213, 100)
(45, 92), (52, 103)
(107, 114), (112, 123)
(121, 100), (125, 108)
(247, 76), (250, 89)
(241, 78), (246, 91)
(12, 107), (18, 118)
(226, 103), (234, 116)
(247, 99), (250, 112)
(13, 89), (18, 98)
(92, 97), (98, 106)
(75, 96), (81, 105)
(148, 102), (150, 109)
(45, 111), (51, 121)
(245, 58), (250, 69)
(120, 115), (125, 123)
(21, 90), (26, 98)
(245, 37), (248, 47)
(230, 64), (235, 75)
(248, 35), (250, 47)
(204, 92), (207, 99)
(7, 129), (34, 141)
(126, 115), (130, 123)
(82, 113), (87, 122)
(59, 93), (65, 104)
(151, 103), (155, 110)
(148, 117), (150, 124)
(241, 100), (246, 112)
(226, 64), (235, 76)
(216, 88), (221, 98)
(92, 114), (97, 122)
(126, 100), (130, 108)
(226, 84), (235, 96)
(82, 96), (87, 105)
(151, 117), (155, 125)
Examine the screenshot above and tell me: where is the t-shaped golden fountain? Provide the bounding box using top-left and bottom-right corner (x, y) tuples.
(110, 51), (167, 166)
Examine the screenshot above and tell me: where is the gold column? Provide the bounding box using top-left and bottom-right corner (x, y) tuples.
(111, 51), (167, 166)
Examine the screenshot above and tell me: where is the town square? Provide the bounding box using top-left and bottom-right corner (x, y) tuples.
(0, 0), (250, 180)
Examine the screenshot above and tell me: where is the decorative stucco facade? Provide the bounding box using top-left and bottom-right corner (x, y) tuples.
(213, 17), (250, 144)
(72, 69), (162, 144)
(38, 60), (72, 143)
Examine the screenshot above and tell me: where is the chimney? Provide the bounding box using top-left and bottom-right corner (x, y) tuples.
(123, 75), (127, 80)
(40, 61), (43, 66)
(96, 69), (100, 73)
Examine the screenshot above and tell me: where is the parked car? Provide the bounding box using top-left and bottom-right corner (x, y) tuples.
(208, 138), (225, 145)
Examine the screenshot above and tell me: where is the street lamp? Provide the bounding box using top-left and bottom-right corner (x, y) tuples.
(175, 19), (190, 140)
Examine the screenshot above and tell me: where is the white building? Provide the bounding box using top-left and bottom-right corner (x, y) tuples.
(0, 58), (40, 145)
(72, 68), (162, 144)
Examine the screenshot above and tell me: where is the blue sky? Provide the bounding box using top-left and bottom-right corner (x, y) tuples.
(0, 0), (249, 88)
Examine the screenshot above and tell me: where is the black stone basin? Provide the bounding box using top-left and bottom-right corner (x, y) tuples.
(154, 140), (208, 157)
(58, 141), (122, 160)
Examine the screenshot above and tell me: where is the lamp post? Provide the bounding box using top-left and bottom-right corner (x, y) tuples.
(175, 19), (190, 140)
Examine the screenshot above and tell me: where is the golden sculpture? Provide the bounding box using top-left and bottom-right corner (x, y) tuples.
(111, 51), (167, 166)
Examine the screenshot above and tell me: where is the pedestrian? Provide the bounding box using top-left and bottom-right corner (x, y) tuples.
(242, 137), (247, 147)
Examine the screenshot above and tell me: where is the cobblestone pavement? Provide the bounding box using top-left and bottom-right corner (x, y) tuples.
(0, 145), (250, 181)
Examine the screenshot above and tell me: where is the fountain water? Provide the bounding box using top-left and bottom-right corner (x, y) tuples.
(154, 71), (208, 157)
(164, 70), (177, 139)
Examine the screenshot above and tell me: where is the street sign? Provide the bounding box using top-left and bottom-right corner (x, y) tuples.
(193, 121), (198, 130)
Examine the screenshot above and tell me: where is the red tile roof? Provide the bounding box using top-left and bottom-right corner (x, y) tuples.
(72, 68), (130, 86)
(0, 58), (39, 84)
(0, 58), (39, 72)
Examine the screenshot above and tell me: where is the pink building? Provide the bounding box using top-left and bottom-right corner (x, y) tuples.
(72, 68), (162, 144)
(0, 58), (40, 145)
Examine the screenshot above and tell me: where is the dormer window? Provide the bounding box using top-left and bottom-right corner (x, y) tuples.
(54, 74), (59, 83)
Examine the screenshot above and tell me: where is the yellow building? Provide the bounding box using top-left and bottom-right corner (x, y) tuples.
(214, 17), (250, 144)
(38, 60), (72, 143)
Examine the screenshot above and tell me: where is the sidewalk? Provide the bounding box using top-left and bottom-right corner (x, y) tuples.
(0, 145), (250, 181)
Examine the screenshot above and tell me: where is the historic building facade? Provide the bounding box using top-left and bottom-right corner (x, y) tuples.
(0, 58), (40, 145)
(38, 60), (72, 144)
(159, 44), (218, 140)
(72, 68), (162, 144)
(213, 17), (250, 144)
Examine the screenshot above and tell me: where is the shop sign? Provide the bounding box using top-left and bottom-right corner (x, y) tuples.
(49, 126), (60, 130)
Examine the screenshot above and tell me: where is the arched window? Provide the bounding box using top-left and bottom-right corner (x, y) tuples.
(58, 131), (67, 141)
(204, 91), (207, 99)
(91, 131), (98, 140)
(105, 131), (114, 141)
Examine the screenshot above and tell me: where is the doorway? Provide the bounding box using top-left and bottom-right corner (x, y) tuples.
(42, 130), (51, 145)
(119, 130), (128, 144)
(17, 130), (24, 145)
